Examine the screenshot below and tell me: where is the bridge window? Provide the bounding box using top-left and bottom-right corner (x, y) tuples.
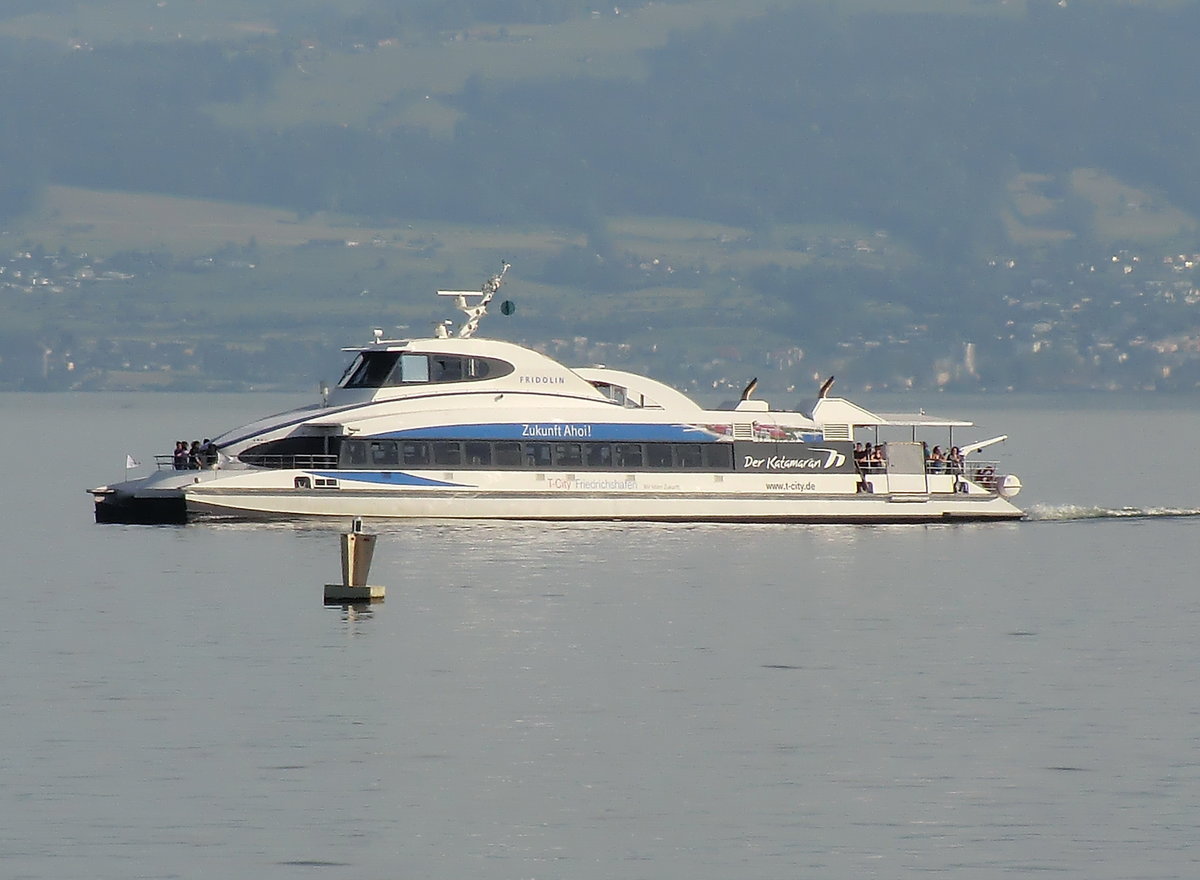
(591, 382), (628, 406)
(343, 352), (399, 388)
(394, 354), (429, 384)
(430, 356), (461, 382)
(341, 351), (511, 388)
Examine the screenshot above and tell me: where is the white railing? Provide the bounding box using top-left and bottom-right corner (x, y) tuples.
(237, 453), (339, 470)
(155, 453), (338, 471)
(856, 458), (1004, 492)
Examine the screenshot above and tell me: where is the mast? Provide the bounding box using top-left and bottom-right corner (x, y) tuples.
(435, 262), (511, 339)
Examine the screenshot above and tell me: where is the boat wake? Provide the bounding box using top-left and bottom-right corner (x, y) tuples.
(1026, 504), (1200, 522)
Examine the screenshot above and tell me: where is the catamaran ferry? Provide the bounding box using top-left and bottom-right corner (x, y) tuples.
(90, 265), (1023, 524)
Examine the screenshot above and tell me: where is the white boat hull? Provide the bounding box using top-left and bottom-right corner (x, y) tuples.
(185, 468), (1023, 523)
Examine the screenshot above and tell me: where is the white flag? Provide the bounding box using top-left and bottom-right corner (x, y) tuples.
(125, 454), (141, 469)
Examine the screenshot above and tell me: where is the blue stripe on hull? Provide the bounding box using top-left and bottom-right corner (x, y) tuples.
(379, 423), (721, 442)
(309, 471), (471, 488)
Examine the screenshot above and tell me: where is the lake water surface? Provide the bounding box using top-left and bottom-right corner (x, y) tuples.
(2, 392), (1199, 879)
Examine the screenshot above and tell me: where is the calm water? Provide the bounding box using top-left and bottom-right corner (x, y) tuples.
(2, 392), (1199, 879)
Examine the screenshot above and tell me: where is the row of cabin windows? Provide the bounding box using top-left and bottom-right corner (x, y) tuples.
(342, 351), (513, 388)
(341, 439), (734, 471)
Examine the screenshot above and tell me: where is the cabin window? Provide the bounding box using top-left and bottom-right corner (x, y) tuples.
(647, 444), (673, 468)
(433, 441), (462, 466)
(555, 443), (583, 467)
(464, 441), (491, 466)
(495, 442), (522, 467)
(703, 444), (733, 469)
(525, 442), (553, 468)
(343, 441), (368, 467)
(370, 440), (398, 466)
(402, 441), (430, 466)
(294, 476), (312, 489)
(615, 443), (643, 468)
(585, 443), (613, 468)
(343, 437), (737, 472)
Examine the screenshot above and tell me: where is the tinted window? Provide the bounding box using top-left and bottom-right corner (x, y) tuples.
(525, 442), (553, 468)
(585, 443), (612, 468)
(495, 442), (522, 466)
(703, 444), (733, 469)
(464, 441), (491, 466)
(342, 351), (512, 387)
(647, 444), (673, 468)
(433, 441), (462, 466)
(430, 356), (462, 382)
(344, 352), (399, 388)
(402, 441), (430, 466)
(676, 444), (703, 468)
(343, 440), (368, 466)
(555, 443), (583, 467)
(370, 440), (398, 465)
(615, 443), (643, 468)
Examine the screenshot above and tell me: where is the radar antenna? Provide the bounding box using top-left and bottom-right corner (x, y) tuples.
(436, 262), (511, 339)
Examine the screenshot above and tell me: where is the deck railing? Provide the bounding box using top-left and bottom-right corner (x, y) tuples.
(237, 453), (339, 469)
(856, 458), (1004, 492)
(155, 453), (338, 471)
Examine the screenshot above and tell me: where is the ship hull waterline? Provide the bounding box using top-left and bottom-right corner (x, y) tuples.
(184, 485), (1023, 524)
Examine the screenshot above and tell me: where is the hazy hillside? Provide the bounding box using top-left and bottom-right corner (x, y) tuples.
(3, 0), (1200, 393)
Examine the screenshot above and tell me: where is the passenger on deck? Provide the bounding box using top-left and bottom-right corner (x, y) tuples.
(188, 441), (202, 470)
(929, 445), (945, 473)
(854, 442), (869, 492)
(199, 439), (217, 467)
(173, 440), (188, 470)
(871, 444), (886, 470)
(947, 446), (964, 475)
